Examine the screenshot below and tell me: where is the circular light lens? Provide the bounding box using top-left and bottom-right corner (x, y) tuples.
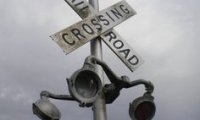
(75, 71), (99, 98)
(32, 98), (61, 120)
(134, 101), (155, 120)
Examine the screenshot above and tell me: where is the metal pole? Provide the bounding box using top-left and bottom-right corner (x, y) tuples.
(89, 0), (107, 120)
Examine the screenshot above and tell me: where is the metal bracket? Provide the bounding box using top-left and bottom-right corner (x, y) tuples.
(86, 56), (154, 104)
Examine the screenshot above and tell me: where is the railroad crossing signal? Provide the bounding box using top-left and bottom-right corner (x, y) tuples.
(50, 0), (143, 72)
(32, 1), (156, 120)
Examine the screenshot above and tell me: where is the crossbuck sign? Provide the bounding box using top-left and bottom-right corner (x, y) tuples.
(50, 0), (143, 72)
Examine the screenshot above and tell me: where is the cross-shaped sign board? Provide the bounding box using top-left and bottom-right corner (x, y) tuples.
(50, 0), (143, 72)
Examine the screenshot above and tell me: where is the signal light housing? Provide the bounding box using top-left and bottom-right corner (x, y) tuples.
(67, 60), (102, 107)
(32, 97), (61, 120)
(129, 94), (155, 120)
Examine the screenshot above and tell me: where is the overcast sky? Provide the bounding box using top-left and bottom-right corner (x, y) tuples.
(0, 0), (200, 120)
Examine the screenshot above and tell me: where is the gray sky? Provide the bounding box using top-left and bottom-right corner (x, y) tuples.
(0, 0), (200, 120)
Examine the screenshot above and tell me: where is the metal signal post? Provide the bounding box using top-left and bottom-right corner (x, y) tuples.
(89, 0), (107, 120)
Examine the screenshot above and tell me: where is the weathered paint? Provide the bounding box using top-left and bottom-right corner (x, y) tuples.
(50, 0), (135, 55)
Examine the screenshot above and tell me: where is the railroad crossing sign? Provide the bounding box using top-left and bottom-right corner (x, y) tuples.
(50, 0), (143, 72)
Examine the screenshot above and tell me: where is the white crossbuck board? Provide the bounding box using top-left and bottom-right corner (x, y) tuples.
(51, 0), (143, 72)
(64, 0), (143, 72)
(50, 0), (135, 54)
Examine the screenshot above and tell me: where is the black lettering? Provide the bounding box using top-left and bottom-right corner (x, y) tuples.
(74, 1), (84, 7)
(80, 6), (89, 11)
(91, 19), (102, 31)
(119, 49), (130, 58)
(82, 23), (94, 34)
(128, 55), (139, 65)
(62, 33), (75, 45)
(71, 0), (75, 3)
(120, 5), (130, 14)
(113, 40), (124, 49)
(104, 32), (116, 42)
(106, 12), (115, 22)
(71, 0), (88, 11)
(98, 15), (110, 26)
(74, 1), (89, 12)
(71, 28), (85, 40)
(111, 8), (123, 19)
